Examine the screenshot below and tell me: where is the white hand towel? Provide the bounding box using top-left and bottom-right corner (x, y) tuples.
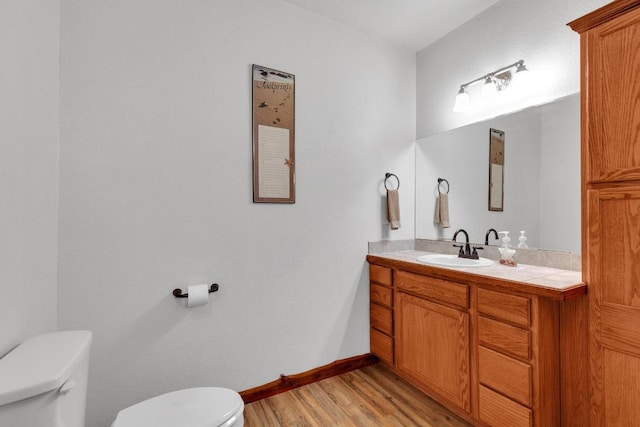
(387, 189), (401, 230)
(434, 193), (451, 228)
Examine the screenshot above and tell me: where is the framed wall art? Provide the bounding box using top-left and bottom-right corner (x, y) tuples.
(252, 64), (295, 203)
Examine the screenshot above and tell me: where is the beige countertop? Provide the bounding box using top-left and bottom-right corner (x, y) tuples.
(367, 250), (586, 301)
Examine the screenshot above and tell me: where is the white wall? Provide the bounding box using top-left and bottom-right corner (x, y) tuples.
(58, 1), (415, 426)
(416, 0), (609, 138)
(0, 0), (60, 356)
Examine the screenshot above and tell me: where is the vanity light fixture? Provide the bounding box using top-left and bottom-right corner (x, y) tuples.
(452, 87), (470, 112)
(452, 60), (529, 112)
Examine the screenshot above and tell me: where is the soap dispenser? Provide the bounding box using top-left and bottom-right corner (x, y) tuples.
(518, 230), (528, 249)
(498, 231), (517, 267)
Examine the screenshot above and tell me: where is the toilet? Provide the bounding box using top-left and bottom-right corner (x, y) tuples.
(0, 330), (92, 427)
(111, 387), (244, 427)
(0, 330), (244, 427)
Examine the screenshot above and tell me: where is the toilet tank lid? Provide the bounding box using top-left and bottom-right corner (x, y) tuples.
(0, 330), (92, 406)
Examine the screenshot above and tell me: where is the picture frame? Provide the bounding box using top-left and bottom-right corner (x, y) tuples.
(488, 128), (504, 211)
(252, 64), (295, 203)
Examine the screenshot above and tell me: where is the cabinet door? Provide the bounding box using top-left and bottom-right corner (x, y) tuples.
(395, 292), (470, 411)
(584, 7), (640, 184)
(588, 187), (640, 426)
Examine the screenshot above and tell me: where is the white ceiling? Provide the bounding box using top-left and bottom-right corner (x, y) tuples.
(280, 0), (501, 52)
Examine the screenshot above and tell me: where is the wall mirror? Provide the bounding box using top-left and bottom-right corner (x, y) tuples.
(415, 93), (580, 252)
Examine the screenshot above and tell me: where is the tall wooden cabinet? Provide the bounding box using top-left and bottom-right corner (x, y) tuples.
(569, 1), (640, 425)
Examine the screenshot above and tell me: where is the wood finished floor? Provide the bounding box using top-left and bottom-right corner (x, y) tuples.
(244, 363), (471, 426)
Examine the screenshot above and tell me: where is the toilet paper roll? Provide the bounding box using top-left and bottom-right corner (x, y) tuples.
(187, 284), (209, 308)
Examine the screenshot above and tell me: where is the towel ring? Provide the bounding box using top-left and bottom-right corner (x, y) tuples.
(384, 173), (400, 190)
(437, 178), (449, 194)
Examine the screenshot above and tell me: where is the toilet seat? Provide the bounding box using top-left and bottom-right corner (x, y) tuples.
(112, 387), (244, 427)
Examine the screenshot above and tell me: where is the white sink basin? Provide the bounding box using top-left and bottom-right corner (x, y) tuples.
(417, 254), (493, 268)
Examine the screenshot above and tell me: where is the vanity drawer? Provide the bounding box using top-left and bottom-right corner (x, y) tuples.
(370, 264), (392, 286)
(395, 270), (468, 308)
(478, 316), (531, 360)
(370, 283), (392, 307)
(370, 328), (393, 365)
(478, 288), (530, 327)
(370, 303), (392, 335)
(479, 385), (532, 427)
(479, 346), (532, 407)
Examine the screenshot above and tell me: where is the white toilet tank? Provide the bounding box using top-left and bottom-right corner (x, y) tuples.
(0, 331), (92, 427)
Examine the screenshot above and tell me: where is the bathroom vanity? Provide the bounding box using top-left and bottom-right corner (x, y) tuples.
(367, 251), (587, 427)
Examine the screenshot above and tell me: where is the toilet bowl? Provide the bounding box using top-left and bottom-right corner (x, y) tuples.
(112, 387), (244, 427)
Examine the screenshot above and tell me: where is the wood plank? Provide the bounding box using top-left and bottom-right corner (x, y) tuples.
(244, 363), (471, 427)
(266, 389), (317, 425)
(560, 295), (589, 427)
(295, 382), (347, 424)
(478, 315), (530, 360)
(469, 283), (479, 421)
(359, 364), (471, 426)
(243, 399), (283, 425)
(316, 373), (372, 419)
(530, 296), (561, 427)
(289, 386), (333, 425)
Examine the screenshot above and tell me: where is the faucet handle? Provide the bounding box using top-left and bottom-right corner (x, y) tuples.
(453, 244), (465, 257)
(471, 246), (484, 260)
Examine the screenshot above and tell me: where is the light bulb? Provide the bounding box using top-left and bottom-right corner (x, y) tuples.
(482, 76), (497, 100)
(452, 87), (470, 112)
(512, 62), (531, 89)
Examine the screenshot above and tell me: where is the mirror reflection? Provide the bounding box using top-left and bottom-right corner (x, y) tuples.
(415, 93), (580, 253)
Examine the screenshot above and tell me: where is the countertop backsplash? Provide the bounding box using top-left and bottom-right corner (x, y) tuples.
(367, 239), (415, 254)
(368, 239), (581, 272)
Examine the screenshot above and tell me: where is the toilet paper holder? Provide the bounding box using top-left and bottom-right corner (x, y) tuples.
(173, 284), (219, 298)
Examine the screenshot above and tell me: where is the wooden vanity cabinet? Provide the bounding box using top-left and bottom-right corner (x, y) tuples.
(476, 288), (561, 427)
(395, 271), (471, 413)
(369, 264), (394, 365)
(368, 260), (568, 426)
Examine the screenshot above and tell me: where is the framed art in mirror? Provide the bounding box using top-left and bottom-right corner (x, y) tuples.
(488, 128), (504, 211)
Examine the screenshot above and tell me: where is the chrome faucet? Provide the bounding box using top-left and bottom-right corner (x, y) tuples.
(453, 229), (483, 260)
(485, 228), (499, 245)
